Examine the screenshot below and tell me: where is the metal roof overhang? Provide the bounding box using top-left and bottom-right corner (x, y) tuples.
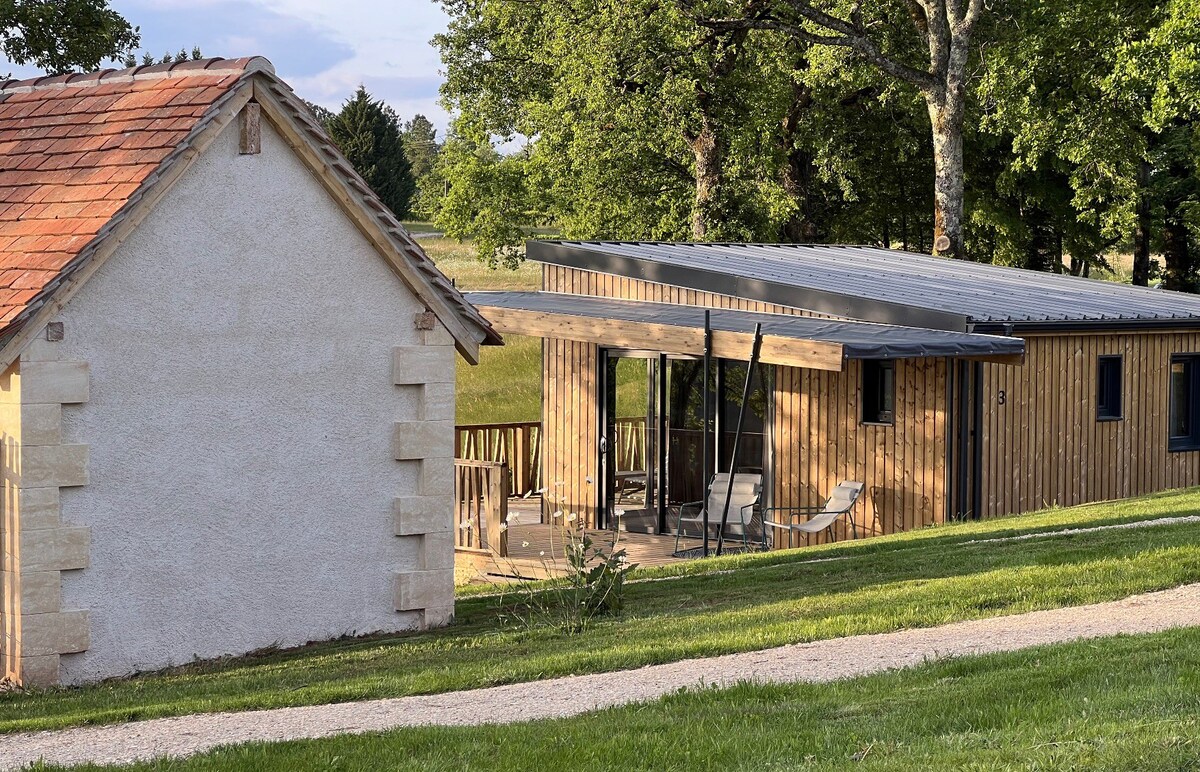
(529, 241), (973, 332)
(466, 292), (1026, 371)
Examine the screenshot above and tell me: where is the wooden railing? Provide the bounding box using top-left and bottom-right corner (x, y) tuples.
(455, 421), (542, 497)
(454, 418), (648, 498)
(454, 459), (509, 558)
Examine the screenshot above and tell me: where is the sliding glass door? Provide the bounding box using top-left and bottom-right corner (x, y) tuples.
(600, 350), (771, 534)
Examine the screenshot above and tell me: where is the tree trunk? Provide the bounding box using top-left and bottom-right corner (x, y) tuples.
(779, 78), (820, 243)
(1132, 159), (1152, 286)
(689, 122), (721, 240)
(1162, 194), (1192, 292)
(927, 89), (967, 260)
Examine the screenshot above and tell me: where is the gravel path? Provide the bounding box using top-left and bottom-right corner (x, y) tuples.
(964, 514), (1200, 544)
(6, 582), (1200, 770)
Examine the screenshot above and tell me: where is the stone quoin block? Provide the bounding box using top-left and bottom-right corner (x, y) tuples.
(420, 321), (455, 348)
(393, 569), (452, 612)
(17, 487), (61, 531)
(18, 361), (89, 405)
(420, 381), (455, 422)
(419, 456), (454, 497)
(16, 654), (59, 688)
(17, 571), (62, 615)
(392, 346), (454, 386)
(392, 420), (453, 461)
(418, 532), (455, 571)
(20, 443), (88, 488)
(19, 526), (90, 572)
(21, 332), (63, 362)
(393, 495), (451, 536)
(18, 609), (89, 657)
(20, 403), (63, 446)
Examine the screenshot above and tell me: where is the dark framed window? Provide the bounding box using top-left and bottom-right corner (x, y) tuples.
(862, 359), (895, 425)
(1096, 355), (1123, 421)
(1169, 355), (1200, 451)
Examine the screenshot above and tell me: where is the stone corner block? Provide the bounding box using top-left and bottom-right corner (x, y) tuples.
(20, 334), (63, 363)
(18, 486), (62, 530)
(16, 654), (60, 688)
(20, 403), (63, 447)
(393, 569), (452, 612)
(422, 605), (454, 630)
(418, 532), (455, 571)
(19, 609), (89, 657)
(18, 571), (63, 615)
(420, 381), (455, 422)
(21, 443), (88, 488)
(392, 346), (454, 386)
(18, 360), (89, 405)
(20, 525), (90, 572)
(420, 322), (455, 348)
(393, 496), (451, 536)
(392, 421), (453, 461)
(419, 456), (454, 498)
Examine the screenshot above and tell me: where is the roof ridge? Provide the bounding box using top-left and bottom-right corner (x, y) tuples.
(0, 56), (274, 94)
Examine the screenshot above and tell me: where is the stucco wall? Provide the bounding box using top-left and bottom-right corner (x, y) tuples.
(49, 116), (450, 683)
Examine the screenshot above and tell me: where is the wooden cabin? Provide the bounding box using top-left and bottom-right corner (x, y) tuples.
(467, 242), (1200, 547)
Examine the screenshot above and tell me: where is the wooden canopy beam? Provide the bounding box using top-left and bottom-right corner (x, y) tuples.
(478, 305), (846, 372)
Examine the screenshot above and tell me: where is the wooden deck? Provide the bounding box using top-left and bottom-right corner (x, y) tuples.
(459, 495), (703, 580)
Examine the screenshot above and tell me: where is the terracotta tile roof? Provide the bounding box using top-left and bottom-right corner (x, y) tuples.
(0, 56), (498, 355)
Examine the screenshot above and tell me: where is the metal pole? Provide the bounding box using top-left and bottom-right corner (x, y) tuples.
(701, 311), (712, 558)
(716, 324), (763, 556)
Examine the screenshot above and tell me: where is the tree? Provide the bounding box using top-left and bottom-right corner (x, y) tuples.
(122, 46), (202, 68)
(0, 0), (138, 74)
(402, 115), (443, 217)
(326, 87), (417, 219)
(694, 0), (988, 258)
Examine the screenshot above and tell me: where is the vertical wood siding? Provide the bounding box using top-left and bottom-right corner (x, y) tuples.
(772, 358), (948, 546)
(979, 332), (1200, 517)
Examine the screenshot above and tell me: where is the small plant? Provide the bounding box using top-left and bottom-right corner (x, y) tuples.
(498, 483), (637, 634)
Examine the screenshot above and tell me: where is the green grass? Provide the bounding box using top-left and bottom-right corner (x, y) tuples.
(5, 489), (1200, 736)
(48, 626), (1200, 771)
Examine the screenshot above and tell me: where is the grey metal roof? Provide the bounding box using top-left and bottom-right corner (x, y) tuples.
(528, 241), (1200, 331)
(467, 292), (1026, 360)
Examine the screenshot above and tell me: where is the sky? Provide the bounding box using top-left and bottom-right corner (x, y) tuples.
(1, 0), (454, 133)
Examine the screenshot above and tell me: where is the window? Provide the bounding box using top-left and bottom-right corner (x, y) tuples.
(1170, 355), (1200, 451)
(862, 359), (895, 425)
(1096, 356), (1123, 421)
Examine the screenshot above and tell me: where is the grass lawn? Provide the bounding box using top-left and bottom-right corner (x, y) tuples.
(47, 626), (1200, 771)
(4, 489), (1200, 735)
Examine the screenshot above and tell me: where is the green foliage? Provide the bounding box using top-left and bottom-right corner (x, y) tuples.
(0, 0), (138, 74)
(122, 46), (203, 68)
(326, 87), (417, 219)
(401, 114), (443, 218)
(498, 518), (637, 635)
(434, 119), (533, 267)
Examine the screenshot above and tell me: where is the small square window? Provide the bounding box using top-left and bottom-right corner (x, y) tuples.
(862, 360), (894, 425)
(1096, 356), (1122, 421)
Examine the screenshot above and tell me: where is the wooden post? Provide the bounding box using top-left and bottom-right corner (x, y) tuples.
(239, 103), (261, 154)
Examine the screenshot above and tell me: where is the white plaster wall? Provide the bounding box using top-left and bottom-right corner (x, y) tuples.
(52, 117), (447, 683)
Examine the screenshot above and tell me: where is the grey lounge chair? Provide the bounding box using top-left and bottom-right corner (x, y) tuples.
(764, 481), (865, 545)
(674, 472), (763, 553)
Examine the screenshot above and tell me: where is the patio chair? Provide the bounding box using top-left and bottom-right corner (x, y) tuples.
(674, 472), (763, 553)
(764, 481), (865, 546)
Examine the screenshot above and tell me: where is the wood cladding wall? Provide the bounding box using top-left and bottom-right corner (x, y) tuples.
(773, 358), (949, 545)
(979, 331), (1200, 518)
